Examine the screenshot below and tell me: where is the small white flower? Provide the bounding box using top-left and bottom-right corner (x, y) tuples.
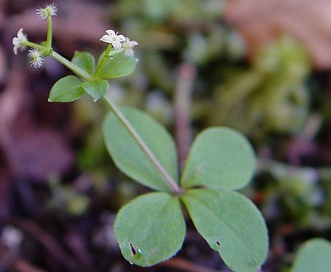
(12, 28), (27, 55)
(100, 30), (125, 50)
(122, 37), (138, 57)
(28, 49), (44, 68)
(36, 3), (58, 20)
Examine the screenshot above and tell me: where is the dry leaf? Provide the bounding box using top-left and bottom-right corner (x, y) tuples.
(0, 67), (74, 182)
(225, 0), (331, 69)
(15, 128), (75, 181)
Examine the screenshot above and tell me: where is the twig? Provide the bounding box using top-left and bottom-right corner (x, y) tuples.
(10, 218), (78, 272)
(11, 260), (47, 272)
(175, 63), (196, 172)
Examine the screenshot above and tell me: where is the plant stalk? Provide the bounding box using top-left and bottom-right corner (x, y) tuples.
(45, 16), (53, 50)
(102, 95), (183, 195)
(49, 51), (182, 194)
(51, 51), (92, 81)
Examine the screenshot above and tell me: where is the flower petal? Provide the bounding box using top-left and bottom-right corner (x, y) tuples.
(112, 41), (122, 50)
(100, 35), (112, 43)
(117, 35), (126, 42)
(106, 30), (116, 37)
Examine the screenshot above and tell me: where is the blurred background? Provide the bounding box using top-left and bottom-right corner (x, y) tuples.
(1, 0), (331, 271)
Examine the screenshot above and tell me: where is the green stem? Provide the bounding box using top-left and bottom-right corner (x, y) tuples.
(94, 46), (124, 75)
(94, 45), (112, 76)
(102, 95), (183, 195)
(22, 41), (45, 51)
(51, 51), (92, 81)
(49, 51), (181, 194)
(45, 16), (53, 50)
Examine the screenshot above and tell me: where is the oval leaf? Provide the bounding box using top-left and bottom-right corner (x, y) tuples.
(181, 127), (255, 190)
(103, 106), (178, 191)
(181, 188), (268, 272)
(291, 238), (331, 272)
(48, 75), (84, 102)
(71, 51), (95, 75)
(114, 192), (186, 266)
(82, 79), (108, 102)
(95, 51), (138, 79)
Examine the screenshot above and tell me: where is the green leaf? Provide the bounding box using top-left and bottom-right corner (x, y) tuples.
(48, 75), (84, 102)
(103, 106), (178, 191)
(181, 188), (268, 272)
(181, 127), (255, 190)
(95, 51), (138, 79)
(81, 79), (109, 102)
(114, 192), (186, 266)
(71, 51), (95, 75)
(291, 238), (331, 272)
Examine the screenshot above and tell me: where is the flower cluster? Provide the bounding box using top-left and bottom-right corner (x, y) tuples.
(100, 30), (138, 56)
(12, 28), (44, 68)
(13, 3), (138, 71)
(27, 49), (44, 68)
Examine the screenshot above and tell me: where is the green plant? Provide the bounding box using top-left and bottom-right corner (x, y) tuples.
(212, 35), (310, 135)
(13, 4), (268, 271)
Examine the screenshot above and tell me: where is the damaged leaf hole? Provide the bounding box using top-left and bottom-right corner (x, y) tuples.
(215, 241), (221, 247)
(129, 242), (142, 259)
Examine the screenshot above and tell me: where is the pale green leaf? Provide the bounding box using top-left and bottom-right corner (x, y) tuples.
(114, 192), (186, 266)
(71, 51), (95, 75)
(48, 75), (84, 102)
(291, 238), (331, 272)
(81, 79), (108, 101)
(181, 127), (255, 190)
(103, 106), (178, 191)
(95, 51), (138, 79)
(181, 188), (268, 272)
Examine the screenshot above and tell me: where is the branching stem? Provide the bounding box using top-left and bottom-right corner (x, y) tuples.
(50, 50), (182, 195)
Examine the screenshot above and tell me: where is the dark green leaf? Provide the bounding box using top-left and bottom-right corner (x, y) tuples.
(48, 75), (84, 102)
(114, 192), (186, 266)
(95, 51), (138, 79)
(103, 106), (178, 191)
(82, 79), (109, 101)
(181, 188), (268, 272)
(71, 51), (95, 75)
(181, 127), (255, 190)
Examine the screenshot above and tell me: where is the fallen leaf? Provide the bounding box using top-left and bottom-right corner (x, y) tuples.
(15, 128), (75, 181)
(225, 0), (331, 69)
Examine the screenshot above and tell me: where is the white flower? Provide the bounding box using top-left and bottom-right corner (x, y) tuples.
(36, 3), (58, 20)
(28, 49), (44, 68)
(100, 30), (125, 50)
(122, 37), (138, 57)
(12, 28), (27, 55)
